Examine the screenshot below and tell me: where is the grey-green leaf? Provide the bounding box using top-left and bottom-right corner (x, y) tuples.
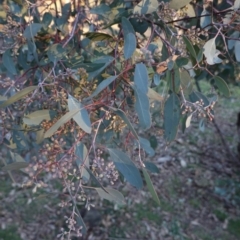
(143, 161), (159, 173)
(89, 75), (118, 98)
(75, 142), (90, 181)
(3, 49), (17, 75)
(0, 86), (38, 108)
(213, 76), (230, 97)
(23, 110), (56, 125)
(124, 33), (136, 60)
(121, 17), (135, 35)
(68, 94), (91, 133)
(182, 36), (197, 59)
(44, 109), (80, 138)
(142, 168), (160, 205)
(23, 23), (43, 39)
(110, 107), (139, 140)
(164, 93), (180, 142)
(139, 137), (155, 157)
(134, 63), (148, 94)
(95, 187), (126, 205)
(134, 86), (151, 130)
(108, 148), (143, 189)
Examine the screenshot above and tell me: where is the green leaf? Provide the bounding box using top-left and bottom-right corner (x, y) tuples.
(134, 86), (151, 130)
(149, 135), (158, 149)
(2, 162), (29, 171)
(108, 148), (143, 189)
(180, 70), (193, 95)
(121, 17), (135, 35)
(89, 75), (118, 98)
(133, 0), (159, 15)
(196, 48), (204, 63)
(87, 56), (114, 81)
(164, 93), (180, 142)
(134, 63), (148, 94)
(42, 12), (52, 27)
(0, 86), (38, 108)
(213, 76), (230, 97)
(169, 0), (191, 10)
(23, 110), (56, 125)
(124, 33), (136, 60)
(75, 142), (90, 181)
(85, 32), (113, 41)
(139, 137), (155, 157)
(110, 107), (139, 140)
(95, 187), (126, 205)
(168, 64), (180, 93)
(2, 151), (28, 171)
(129, 18), (149, 34)
(44, 109), (80, 138)
(47, 44), (66, 63)
(147, 88), (163, 102)
(68, 95), (91, 134)
(3, 49), (17, 75)
(228, 31), (239, 50)
(182, 36), (197, 59)
(189, 91), (209, 107)
(143, 161), (159, 173)
(176, 57), (189, 67)
(142, 168), (160, 205)
(23, 23), (43, 39)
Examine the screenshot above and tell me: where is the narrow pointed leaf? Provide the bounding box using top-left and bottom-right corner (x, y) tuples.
(89, 75), (117, 98)
(44, 109), (80, 138)
(75, 142), (90, 181)
(182, 36), (197, 59)
(0, 86), (38, 108)
(185, 114), (192, 128)
(134, 63), (148, 94)
(164, 93), (180, 142)
(23, 110), (56, 125)
(134, 86), (151, 130)
(95, 187), (126, 205)
(23, 23), (43, 39)
(108, 148), (143, 189)
(110, 107), (139, 140)
(124, 33), (136, 59)
(3, 49), (17, 75)
(121, 17), (135, 35)
(68, 94), (91, 133)
(142, 168), (160, 205)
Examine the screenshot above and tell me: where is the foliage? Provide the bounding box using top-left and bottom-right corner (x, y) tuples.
(0, 0), (239, 238)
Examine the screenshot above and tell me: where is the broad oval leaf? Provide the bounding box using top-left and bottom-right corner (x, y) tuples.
(42, 12), (52, 27)
(164, 93), (180, 142)
(213, 76), (230, 97)
(3, 49), (17, 75)
(68, 95), (91, 134)
(203, 38), (222, 65)
(23, 110), (56, 125)
(89, 75), (118, 98)
(75, 142), (90, 181)
(121, 17), (135, 35)
(44, 109), (80, 138)
(108, 148), (143, 189)
(142, 168), (160, 205)
(23, 23), (43, 39)
(124, 33), (136, 60)
(0, 86), (38, 108)
(95, 187), (126, 205)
